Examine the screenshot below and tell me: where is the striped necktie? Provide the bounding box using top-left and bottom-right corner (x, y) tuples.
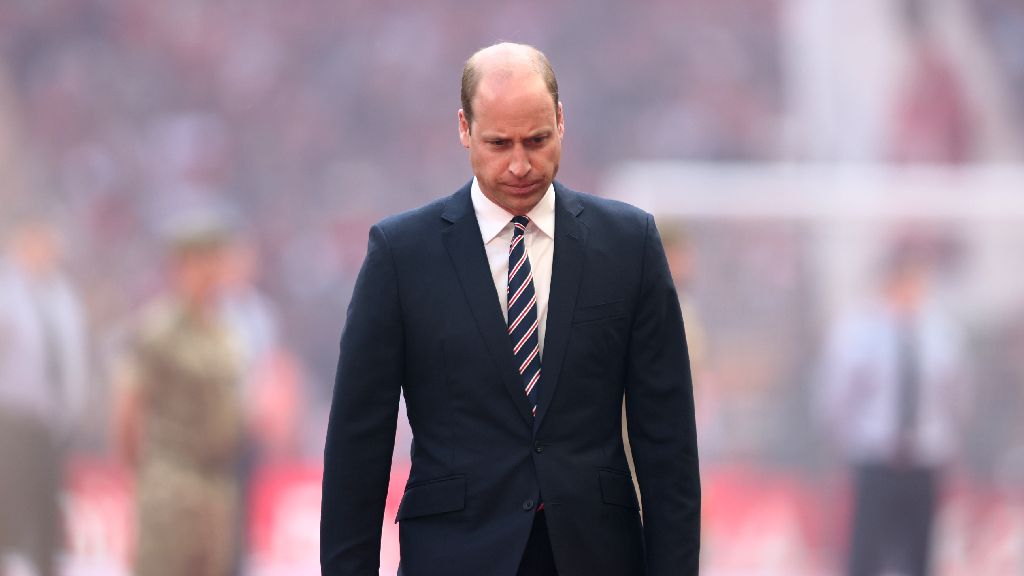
(507, 215), (542, 417)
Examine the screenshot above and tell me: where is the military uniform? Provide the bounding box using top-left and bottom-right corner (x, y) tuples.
(126, 299), (243, 576)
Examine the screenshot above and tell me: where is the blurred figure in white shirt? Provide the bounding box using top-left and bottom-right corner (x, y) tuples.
(818, 235), (971, 576)
(0, 204), (87, 576)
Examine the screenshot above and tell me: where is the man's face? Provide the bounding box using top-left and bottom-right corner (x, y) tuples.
(11, 223), (61, 277)
(459, 73), (564, 215)
(173, 247), (226, 307)
(886, 265), (928, 314)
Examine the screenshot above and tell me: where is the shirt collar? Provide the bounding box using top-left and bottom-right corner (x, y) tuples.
(471, 177), (556, 243)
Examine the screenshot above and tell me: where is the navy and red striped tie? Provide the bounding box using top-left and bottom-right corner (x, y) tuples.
(507, 215), (542, 417)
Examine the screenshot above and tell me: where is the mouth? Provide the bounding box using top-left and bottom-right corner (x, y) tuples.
(503, 181), (542, 195)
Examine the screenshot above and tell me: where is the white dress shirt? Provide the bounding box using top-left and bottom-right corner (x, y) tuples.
(817, 300), (971, 466)
(471, 178), (555, 355)
(0, 259), (87, 435)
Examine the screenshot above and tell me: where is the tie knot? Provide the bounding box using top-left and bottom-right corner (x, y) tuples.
(511, 215), (530, 236)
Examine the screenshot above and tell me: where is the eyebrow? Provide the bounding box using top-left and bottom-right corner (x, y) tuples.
(480, 130), (551, 140)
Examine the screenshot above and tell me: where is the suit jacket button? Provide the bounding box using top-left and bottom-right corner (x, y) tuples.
(522, 499), (535, 511)
(534, 443), (544, 453)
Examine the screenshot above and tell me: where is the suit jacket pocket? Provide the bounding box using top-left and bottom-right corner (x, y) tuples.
(573, 300), (628, 325)
(396, 475), (466, 522)
(598, 468), (640, 510)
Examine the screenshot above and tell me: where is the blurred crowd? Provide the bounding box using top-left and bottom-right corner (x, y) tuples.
(0, 0), (789, 454)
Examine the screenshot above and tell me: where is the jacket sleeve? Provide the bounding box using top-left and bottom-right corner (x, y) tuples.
(624, 213), (701, 575)
(321, 224), (404, 576)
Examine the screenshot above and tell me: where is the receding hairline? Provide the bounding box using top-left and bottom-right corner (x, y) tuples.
(466, 42), (550, 77)
(461, 42), (559, 128)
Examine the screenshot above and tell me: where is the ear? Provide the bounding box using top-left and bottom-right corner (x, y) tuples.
(556, 102), (565, 139)
(458, 109), (471, 148)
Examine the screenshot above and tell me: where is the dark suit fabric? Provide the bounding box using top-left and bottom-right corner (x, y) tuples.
(517, 510), (558, 576)
(321, 182), (700, 576)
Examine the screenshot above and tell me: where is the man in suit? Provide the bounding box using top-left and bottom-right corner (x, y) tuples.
(321, 42), (700, 576)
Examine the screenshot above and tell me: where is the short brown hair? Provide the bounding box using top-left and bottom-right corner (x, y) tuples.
(460, 44), (559, 131)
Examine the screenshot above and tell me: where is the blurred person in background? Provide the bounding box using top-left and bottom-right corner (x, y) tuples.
(113, 214), (244, 576)
(321, 42), (699, 576)
(220, 235), (279, 403)
(219, 232), (285, 576)
(0, 204), (87, 576)
(219, 230), (303, 459)
(818, 235), (971, 576)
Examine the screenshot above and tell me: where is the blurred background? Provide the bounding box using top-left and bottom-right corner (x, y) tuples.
(1, 0), (1023, 574)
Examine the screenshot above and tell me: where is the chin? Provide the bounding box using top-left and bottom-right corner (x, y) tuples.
(507, 189), (546, 211)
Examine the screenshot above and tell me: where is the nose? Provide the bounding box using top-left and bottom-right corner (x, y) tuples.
(508, 146), (532, 179)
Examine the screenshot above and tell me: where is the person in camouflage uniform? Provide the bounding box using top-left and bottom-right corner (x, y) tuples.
(115, 219), (243, 576)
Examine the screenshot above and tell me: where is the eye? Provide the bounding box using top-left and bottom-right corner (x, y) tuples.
(489, 139), (509, 147)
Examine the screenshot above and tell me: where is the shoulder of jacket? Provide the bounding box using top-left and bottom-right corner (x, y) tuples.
(565, 188), (651, 238)
(373, 195), (449, 238)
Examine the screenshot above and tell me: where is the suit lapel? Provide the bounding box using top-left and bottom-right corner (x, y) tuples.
(441, 184), (535, 426)
(534, 183), (586, 432)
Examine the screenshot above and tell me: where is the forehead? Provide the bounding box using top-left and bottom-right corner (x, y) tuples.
(472, 72), (556, 130)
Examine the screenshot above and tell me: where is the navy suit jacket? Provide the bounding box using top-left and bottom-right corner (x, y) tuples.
(321, 181), (700, 576)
